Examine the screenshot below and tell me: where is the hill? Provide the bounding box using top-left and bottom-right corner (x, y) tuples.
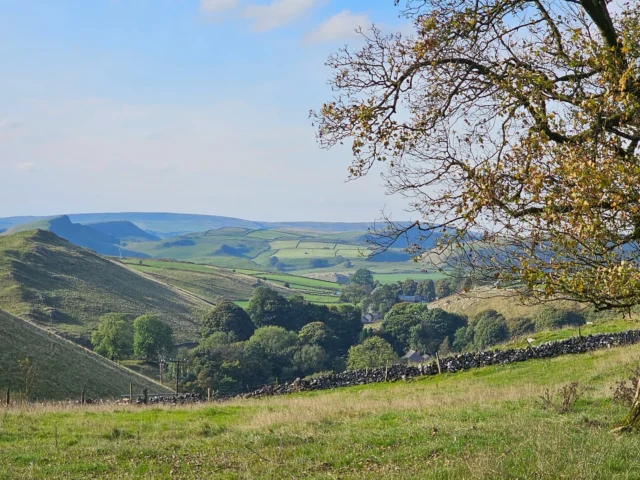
(125, 227), (426, 274)
(0, 230), (205, 343)
(88, 221), (160, 242)
(0, 309), (172, 400)
(1, 215), (147, 257)
(429, 287), (594, 321)
(2, 340), (640, 477)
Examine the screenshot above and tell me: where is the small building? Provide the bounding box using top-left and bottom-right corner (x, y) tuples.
(402, 350), (427, 364)
(397, 294), (425, 303)
(361, 312), (382, 324)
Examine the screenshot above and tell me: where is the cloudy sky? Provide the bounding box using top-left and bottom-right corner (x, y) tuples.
(0, 0), (412, 222)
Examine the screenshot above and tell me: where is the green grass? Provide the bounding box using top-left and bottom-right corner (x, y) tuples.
(373, 272), (446, 284)
(500, 317), (640, 349)
(0, 309), (172, 400)
(247, 273), (340, 290)
(4, 343), (640, 478)
(0, 230), (206, 343)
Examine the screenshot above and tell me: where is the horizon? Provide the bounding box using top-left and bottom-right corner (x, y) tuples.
(1, 0), (412, 222)
(0, 210), (408, 225)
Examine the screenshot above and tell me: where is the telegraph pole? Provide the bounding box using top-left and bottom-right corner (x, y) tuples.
(167, 358), (186, 394)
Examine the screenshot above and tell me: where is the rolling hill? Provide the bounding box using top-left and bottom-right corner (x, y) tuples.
(87, 221), (160, 242)
(0, 230), (206, 343)
(125, 227), (424, 273)
(0, 309), (172, 400)
(2, 215), (147, 257)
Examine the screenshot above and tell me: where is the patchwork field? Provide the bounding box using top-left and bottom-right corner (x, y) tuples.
(3, 343), (640, 478)
(124, 227), (424, 275)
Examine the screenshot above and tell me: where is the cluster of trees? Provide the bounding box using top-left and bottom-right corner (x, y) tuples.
(369, 304), (588, 359)
(185, 288), (363, 395)
(91, 313), (174, 361)
(339, 268), (471, 316)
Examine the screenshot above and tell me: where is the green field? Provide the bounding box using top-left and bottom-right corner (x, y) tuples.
(3, 342), (640, 478)
(121, 259), (344, 306)
(124, 227), (423, 278)
(0, 310), (171, 400)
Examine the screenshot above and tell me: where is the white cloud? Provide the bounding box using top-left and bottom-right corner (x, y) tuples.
(200, 0), (239, 13)
(243, 0), (325, 32)
(15, 161), (35, 173)
(306, 10), (370, 43)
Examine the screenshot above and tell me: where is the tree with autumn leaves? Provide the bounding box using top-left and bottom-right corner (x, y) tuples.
(314, 0), (640, 312)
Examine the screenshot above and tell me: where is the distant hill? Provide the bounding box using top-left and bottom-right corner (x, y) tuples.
(0, 309), (172, 400)
(2, 216), (148, 257)
(0, 230), (205, 343)
(88, 221), (160, 242)
(0, 213), (389, 238)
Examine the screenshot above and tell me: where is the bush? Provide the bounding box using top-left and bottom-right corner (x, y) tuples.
(508, 316), (536, 337)
(535, 308), (586, 331)
(347, 337), (397, 370)
(473, 310), (509, 349)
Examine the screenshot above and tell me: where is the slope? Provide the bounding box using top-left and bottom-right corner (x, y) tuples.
(429, 286), (595, 320)
(0, 230), (205, 343)
(0, 309), (172, 400)
(3, 340), (640, 477)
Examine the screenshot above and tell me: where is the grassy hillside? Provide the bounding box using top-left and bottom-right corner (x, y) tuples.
(121, 259), (344, 306)
(3, 342), (640, 478)
(429, 286), (595, 321)
(0, 230), (205, 343)
(0, 309), (172, 401)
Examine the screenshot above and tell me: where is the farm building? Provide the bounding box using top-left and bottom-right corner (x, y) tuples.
(402, 350), (430, 364)
(361, 312), (382, 324)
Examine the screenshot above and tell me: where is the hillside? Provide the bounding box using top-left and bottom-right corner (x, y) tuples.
(2, 215), (147, 257)
(0, 309), (172, 400)
(126, 227), (424, 273)
(0, 230), (205, 343)
(3, 341), (640, 477)
(88, 221), (160, 242)
(429, 286), (595, 321)
(121, 259), (342, 306)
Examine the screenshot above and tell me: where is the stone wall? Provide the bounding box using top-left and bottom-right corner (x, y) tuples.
(239, 330), (640, 399)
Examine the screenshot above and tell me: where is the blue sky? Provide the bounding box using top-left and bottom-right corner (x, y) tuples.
(0, 0), (412, 221)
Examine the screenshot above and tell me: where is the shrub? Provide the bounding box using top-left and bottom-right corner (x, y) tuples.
(508, 316), (536, 337)
(535, 308), (586, 330)
(473, 310), (509, 349)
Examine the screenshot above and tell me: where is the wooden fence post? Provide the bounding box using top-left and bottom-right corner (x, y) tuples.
(435, 353), (442, 375)
(207, 388), (211, 402)
(5, 388), (9, 406)
(143, 388), (148, 405)
(129, 383), (133, 403)
(81, 390), (85, 405)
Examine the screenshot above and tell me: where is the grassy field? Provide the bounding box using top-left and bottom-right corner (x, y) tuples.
(3, 343), (640, 478)
(124, 227), (424, 276)
(122, 259), (344, 306)
(0, 310), (171, 400)
(0, 230), (206, 343)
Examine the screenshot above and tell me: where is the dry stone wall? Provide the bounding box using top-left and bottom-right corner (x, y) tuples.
(239, 330), (640, 399)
